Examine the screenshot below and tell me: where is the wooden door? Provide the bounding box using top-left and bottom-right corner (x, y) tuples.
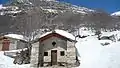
(51, 50), (57, 66)
(2, 39), (10, 51)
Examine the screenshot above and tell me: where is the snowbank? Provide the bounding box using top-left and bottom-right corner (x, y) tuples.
(0, 51), (30, 68)
(76, 35), (120, 68)
(76, 36), (103, 68)
(0, 52), (14, 68)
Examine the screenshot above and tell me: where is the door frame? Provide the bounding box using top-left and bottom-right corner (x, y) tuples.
(51, 50), (57, 66)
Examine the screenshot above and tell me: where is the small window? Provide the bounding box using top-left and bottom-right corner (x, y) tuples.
(52, 41), (56, 47)
(60, 51), (65, 56)
(44, 52), (48, 56)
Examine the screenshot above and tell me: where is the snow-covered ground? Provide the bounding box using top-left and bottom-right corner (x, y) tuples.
(0, 52), (30, 68)
(76, 36), (120, 68)
(1, 30), (120, 68)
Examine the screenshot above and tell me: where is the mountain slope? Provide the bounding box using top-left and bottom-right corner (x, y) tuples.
(0, 0), (95, 35)
(0, 0), (118, 37)
(111, 11), (120, 16)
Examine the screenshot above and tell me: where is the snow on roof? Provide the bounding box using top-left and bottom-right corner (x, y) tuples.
(36, 29), (75, 41)
(4, 34), (28, 41)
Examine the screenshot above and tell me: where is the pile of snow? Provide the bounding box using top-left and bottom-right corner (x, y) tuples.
(0, 51), (30, 68)
(0, 52), (14, 68)
(4, 34), (28, 41)
(111, 11), (120, 16)
(76, 35), (120, 68)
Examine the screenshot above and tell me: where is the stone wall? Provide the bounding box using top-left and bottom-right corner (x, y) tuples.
(30, 42), (39, 68)
(67, 41), (76, 66)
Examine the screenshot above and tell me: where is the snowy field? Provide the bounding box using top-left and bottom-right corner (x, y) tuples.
(1, 31), (120, 68)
